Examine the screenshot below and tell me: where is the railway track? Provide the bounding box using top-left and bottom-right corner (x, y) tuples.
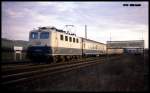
(1, 61), (31, 65)
(2, 57), (105, 85)
(2, 57), (103, 71)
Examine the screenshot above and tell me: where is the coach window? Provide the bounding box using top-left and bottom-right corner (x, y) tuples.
(60, 35), (63, 40)
(73, 38), (75, 43)
(65, 36), (68, 41)
(95, 45), (97, 49)
(69, 37), (72, 42)
(76, 39), (78, 43)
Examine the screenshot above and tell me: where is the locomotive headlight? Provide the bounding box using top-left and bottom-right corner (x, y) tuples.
(33, 41), (41, 45)
(45, 43), (48, 46)
(35, 41), (41, 45)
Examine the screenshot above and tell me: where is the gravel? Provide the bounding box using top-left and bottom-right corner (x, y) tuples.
(2, 54), (148, 92)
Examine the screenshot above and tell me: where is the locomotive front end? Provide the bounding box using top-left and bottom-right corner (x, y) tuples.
(27, 27), (53, 62)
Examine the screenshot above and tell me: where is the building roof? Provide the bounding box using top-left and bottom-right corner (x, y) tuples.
(81, 37), (106, 45)
(107, 40), (144, 43)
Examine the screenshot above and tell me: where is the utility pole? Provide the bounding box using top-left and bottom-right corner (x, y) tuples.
(142, 32), (143, 40)
(85, 25), (87, 39)
(141, 32), (144, 56)
(110, 32), (111, 41)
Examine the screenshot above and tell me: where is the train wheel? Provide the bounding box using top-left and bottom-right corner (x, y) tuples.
(75, 56), (77, 60)
(64, 56), (69, 61)
(57, 55), (61, 62)
(78, 56), (81, 60)
(71, 56), (74, 60)
(47, 56), (53, 64)
(73, 56), (75, 60)
(69, 56), (72, 60)
(53, 56), (58, 63)
(68, 56), (71, 61)
(60, 56), (65, 62)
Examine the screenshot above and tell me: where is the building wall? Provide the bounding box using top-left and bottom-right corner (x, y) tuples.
(124, 48), (144, 54)
(107, 40), (144, 54)
(107, 49), (124, 54)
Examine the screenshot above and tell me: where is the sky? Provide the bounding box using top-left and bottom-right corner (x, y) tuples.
(2, 1), (149, 48)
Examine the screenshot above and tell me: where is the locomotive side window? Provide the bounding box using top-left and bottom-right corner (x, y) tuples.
(65, 36), (68, 41)
(60, 35), (63, 40)
(40, 32), (49, 39)
(76, 39), (78, 43)
(96, 45), (98, 49)
(73, 38), (75, 43)
(69, 37), (72, 42)
(30, 32), (38, 39)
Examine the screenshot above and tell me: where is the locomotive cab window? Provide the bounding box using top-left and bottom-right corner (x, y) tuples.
(60, 35), (63, 40)
(40, 32), (49, 39)
(73, 38), (75, 43)
(30, 32), (38, 39)
(69, 37), (72, 42)
(65, 36), (68, 41)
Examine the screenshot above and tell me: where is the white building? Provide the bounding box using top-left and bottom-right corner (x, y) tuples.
(107, 40), (144, 54)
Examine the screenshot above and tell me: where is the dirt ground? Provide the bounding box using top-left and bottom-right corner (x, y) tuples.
(2, 53), (149, 92)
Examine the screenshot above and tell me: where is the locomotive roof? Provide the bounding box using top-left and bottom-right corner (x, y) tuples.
(31, 26), (105, 45)
(32, 26), (77, 37)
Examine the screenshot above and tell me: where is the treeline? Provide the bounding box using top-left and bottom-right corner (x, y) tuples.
(2, 38), (29, 52)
